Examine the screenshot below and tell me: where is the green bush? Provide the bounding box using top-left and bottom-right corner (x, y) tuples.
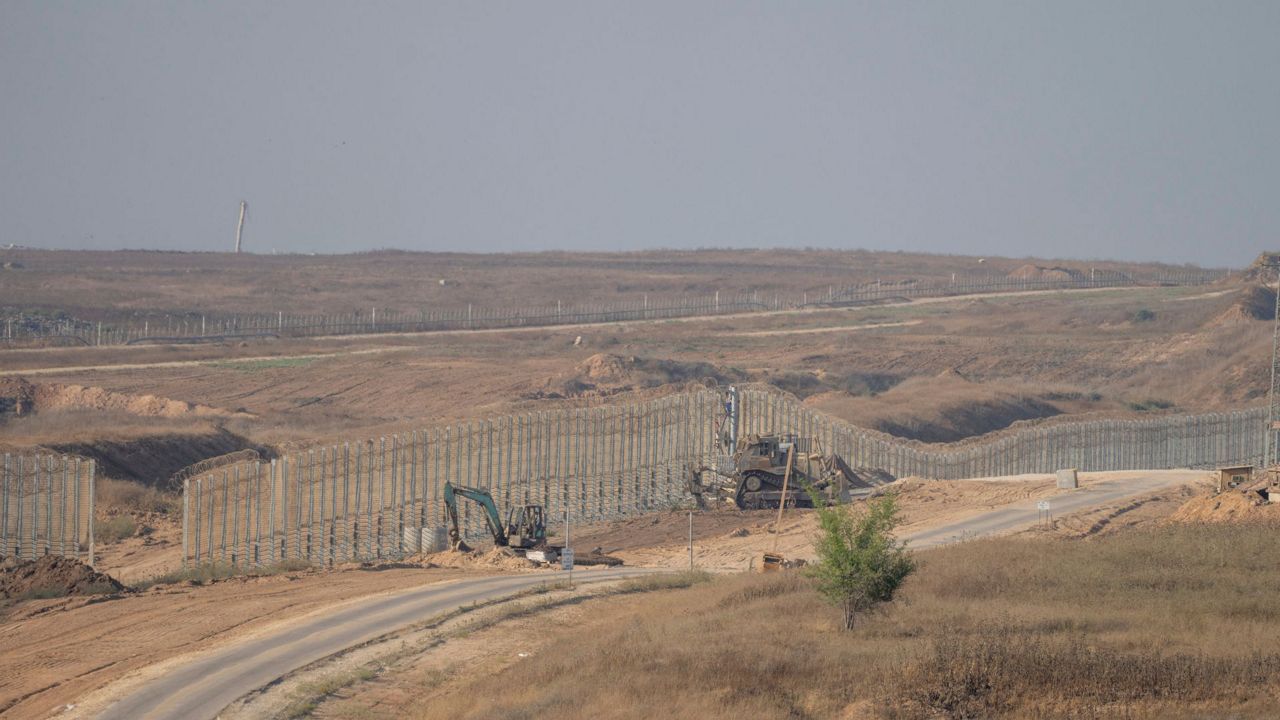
(807, 492), (915, 629)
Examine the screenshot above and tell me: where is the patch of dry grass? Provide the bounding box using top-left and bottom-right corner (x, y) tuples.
(96, 477), (179, 515)
(420, 524), (1280, 719)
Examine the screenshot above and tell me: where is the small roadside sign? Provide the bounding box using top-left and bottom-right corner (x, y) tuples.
(1036, 500), (1050, 511)
(561, 548), (574, 570)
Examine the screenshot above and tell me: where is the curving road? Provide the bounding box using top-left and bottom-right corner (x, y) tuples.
(95, 567), (650, 720)
(904, 470), (1200, 548)
(93, 470), (1201, 719)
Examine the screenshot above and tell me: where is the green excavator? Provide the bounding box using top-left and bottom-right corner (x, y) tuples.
(442, 481), (549, 554)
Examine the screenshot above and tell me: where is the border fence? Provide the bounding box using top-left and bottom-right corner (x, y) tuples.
(1, 455), (95, 564)
(3, 269), (1227, 348)
(181, 390), (723, 568)
(181, 384), (1264, 569)
(735, 386), (1265, 480)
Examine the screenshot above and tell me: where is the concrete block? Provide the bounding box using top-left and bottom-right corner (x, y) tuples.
(421, 527), (448, 553)
(1056, 468), (1079, 489)
(401, 527), (421, 553)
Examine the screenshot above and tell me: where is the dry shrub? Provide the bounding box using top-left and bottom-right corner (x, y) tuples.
(907, 624), (1280, 718)
(96, 477), (179, 515)
(94, 515), (137, 544)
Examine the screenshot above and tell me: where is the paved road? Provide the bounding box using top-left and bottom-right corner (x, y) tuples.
(95, 567), (650, 720)
(94, 471), (1200, 719)
(904, 471), (1197, 548)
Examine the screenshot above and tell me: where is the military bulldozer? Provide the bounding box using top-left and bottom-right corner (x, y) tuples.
(689, 434), (889, 510)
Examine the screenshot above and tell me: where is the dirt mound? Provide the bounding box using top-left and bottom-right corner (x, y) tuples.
(2, 377), (251, 421)
(0, 555), (125, 600)
(531, 354), (743, 399)
(1236, 252), (1280, 283)
(32, 383), (250, 419)
(578, 353), (631, 381)
(1167, 492), (1280, 524)
(0, 377), (36, 416)
(419, 547), (542, 571)
(1007, 264), (1086, 282)
(1210, 285), (1275, 327)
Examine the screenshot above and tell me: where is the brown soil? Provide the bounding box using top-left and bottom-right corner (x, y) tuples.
(0, 376), (250, 420)
(530, 352), (740, 399)
(1210, 285), (1275, 327)
(92, 513), (184, 585)
(0, 565), (470, 718)
(0, 555), (124, 601)
(1168, 491), (1280, 523)
(568, 475), (1066, 571)
(417, 547), (545, 572)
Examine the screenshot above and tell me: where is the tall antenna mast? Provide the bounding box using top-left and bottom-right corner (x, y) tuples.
(234, 201), (248, 253)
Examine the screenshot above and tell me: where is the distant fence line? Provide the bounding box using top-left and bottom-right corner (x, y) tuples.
(802, 269), (1224, 307)
(735, 386), (1265, 480)
(1, 454), (95, 564)
(183, 382), (1262, 569)
(3, 269), (1228, 348)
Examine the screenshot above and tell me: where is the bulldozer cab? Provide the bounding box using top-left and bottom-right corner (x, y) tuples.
(740, 434), (809, 472)
(504, 505), (547, 549)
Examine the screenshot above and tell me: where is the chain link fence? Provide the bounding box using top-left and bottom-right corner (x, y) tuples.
(1, 454), (95, 564)
(3, 269), (1227, 348)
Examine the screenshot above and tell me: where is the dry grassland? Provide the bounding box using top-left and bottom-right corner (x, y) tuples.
(413, 524), (1280, 720)
(0, 247), (1198, 318)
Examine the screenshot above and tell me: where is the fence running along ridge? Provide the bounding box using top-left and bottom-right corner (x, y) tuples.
(183, 384), (1264, 569)
(735, 386), (1265, 480)
(3, 269), (1228, 348)
(1, 454), (95, 565)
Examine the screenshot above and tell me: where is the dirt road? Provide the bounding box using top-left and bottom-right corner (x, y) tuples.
(88, 568), (649, 720)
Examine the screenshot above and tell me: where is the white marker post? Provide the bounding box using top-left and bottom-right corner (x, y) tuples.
(688, 511), (694, 571)
(1036, 499), (1051, 527)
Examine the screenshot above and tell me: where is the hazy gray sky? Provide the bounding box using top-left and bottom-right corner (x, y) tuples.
(2, 2), (1275, 266)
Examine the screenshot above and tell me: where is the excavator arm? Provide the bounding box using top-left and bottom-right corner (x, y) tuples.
(442, 482), (508, 551)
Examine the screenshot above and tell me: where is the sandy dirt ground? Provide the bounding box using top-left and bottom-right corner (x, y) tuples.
(572, 470), (1212, 571)
(0, 564), (475, 719)
(92, 518), (184, 585)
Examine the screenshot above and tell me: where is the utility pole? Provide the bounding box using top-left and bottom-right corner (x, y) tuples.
(1265, 256), (1280, 468)
(234, 201), (247, 253)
